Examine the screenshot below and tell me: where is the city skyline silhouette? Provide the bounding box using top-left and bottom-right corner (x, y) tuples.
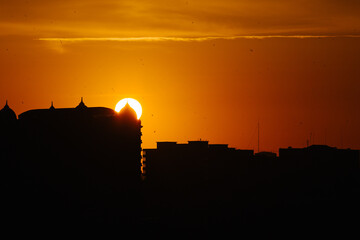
(1, 99), (360, 235)
(1, 98), (358, 153)
(1, 0), (360, 236)
(2, 98), (358, 153)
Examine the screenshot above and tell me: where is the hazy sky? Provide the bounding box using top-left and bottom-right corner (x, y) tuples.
(1, 0), (360, 151)
(1, 0), (360, 37)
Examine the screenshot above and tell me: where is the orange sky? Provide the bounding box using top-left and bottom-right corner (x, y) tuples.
(1, 0), (360, 152)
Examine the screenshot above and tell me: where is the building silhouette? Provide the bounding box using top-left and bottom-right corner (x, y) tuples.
(143, 141), (254, 228)
(144, 141), (253, 184)
(0, 101), (18, 169)
(0, 99), (143, 227)
(279, 145), (359, 171)
(143, 141), (360, 232)
(1, 100), (360, 233)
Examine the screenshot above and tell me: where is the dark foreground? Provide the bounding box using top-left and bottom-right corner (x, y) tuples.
(1, 157), (360, 237)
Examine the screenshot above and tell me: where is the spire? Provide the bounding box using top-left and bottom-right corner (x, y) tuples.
(50, 101), (55, 110)
(3, 100), (10, 110)
(0, 100), (17, 120)
(76, 97), (87, 110)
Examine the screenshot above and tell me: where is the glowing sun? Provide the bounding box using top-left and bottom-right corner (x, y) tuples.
(115, 98), (142, 119)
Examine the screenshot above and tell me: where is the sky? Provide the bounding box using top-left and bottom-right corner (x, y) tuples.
(1, 0), (360, 152)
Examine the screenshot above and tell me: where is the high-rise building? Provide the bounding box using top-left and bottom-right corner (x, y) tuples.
(17, 99), (142, 185)
(0, 99), (143, 225)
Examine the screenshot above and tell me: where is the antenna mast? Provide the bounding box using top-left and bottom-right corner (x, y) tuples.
(258, 121), (260, 153)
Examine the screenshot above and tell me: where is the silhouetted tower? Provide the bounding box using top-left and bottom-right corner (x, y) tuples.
(0, 101), (17, 163)
(0, 100), (17, 124)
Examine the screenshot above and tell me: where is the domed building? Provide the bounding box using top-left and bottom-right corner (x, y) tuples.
(0, 100), (17, 123)
(18, 97), (143, 188)
(0, 98), (143, 226)
(118, 102), (138, 120)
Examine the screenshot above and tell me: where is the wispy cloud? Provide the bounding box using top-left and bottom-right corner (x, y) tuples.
(38, 35), (360, 43)
(3, 1), (360, 39)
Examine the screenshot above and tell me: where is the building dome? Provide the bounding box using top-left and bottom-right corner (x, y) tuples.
(119, 103), (138, 120)
(0, 101), (17, 122)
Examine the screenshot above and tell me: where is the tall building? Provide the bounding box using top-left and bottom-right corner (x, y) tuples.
(0, 99), (143, 225)
(18, 99), (142, 183)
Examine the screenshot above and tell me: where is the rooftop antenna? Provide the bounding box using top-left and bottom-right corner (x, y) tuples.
(258, 121), (260, 153)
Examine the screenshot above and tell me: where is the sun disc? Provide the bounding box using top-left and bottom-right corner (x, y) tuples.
(115, 98), (142, 119)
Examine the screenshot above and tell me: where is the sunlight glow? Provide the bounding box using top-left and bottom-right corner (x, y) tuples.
(115, 98), (142, 119)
